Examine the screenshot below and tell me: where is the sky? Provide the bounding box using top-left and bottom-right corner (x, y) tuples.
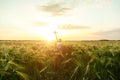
(0, 0), (120, 40)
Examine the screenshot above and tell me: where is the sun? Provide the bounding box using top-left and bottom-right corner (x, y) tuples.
(42, 27), (56, 41)
(43, 32), (56, 41)
(34, 25), (65, 41)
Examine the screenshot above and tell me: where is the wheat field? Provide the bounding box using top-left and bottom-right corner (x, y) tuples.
(0, 40), (120, 80)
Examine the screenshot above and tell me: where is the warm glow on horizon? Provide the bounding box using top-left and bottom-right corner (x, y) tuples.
(43, 31), (56, 41)
(39, 26), (57, 41)
(40, 27), (66, 41)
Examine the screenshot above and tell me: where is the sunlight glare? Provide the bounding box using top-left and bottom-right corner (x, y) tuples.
(42, 26), (56, 41)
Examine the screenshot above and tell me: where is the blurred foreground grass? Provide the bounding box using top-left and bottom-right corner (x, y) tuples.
(0, 40), (120, 80)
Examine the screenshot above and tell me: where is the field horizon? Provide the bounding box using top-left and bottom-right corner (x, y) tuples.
(0, 39), (120, 41)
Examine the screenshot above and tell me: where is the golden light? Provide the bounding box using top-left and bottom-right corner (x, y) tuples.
(40, 26), (66, 42)
(41, 26), (56, 41)
(43, 32), (56, 41)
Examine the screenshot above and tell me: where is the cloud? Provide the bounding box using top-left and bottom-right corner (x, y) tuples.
(31, 21), (49, 27)
(57, 24), (89, 30)
(95, 28), (120, 35)
(37, 3), (71, 16)
(93, 28), (120, 40)
(36, 0), (111, 16)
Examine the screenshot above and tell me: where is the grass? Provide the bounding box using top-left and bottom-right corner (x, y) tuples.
(0, 40), (120, 80)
